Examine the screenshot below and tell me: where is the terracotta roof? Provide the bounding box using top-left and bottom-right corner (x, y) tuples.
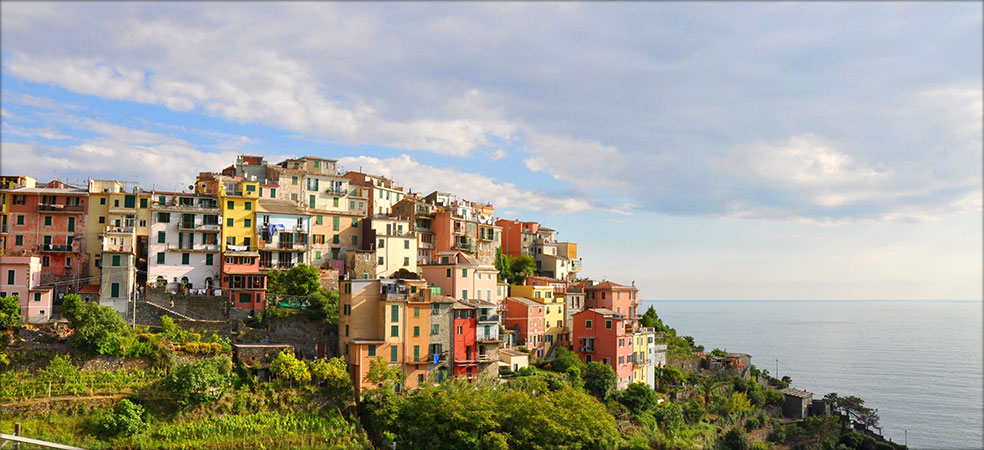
(453, 301), (476, 310)
(431, 294), (456, 303)
(587, 281), (637, 290)
(79, 284), (100, 294)
(499, 348), (527, 357)
(580, 308), (620, 317)
(506, 296), (543, 308)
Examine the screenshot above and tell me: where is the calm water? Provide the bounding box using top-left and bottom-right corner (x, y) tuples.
(641, 300), (984, 450)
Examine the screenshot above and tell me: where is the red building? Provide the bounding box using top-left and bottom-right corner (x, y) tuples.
(3, 180), (88, 297)
(584, 280), (640, 321)
(452, 301), (478, 380)
(495, 219), (538, 258)
(572, 308), (635, 389)
(503, 296), (545, 357)
(220, 251), (266, 313)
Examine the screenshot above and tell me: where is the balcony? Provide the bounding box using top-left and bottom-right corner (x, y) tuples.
(477, 353), (495, 362)
(579, 346), (595, 353)
(478, 314), (499, 323)
(39, 203), (85, 213)
(477, 334), (502, 343)
(165, 243), (220, 253)
(428, 352), (449, 363)
(324, 188), (348, 197)
(418, 241), (434, 249)
(152, 201), (219, 213)
(37, 244), (74, 253)
(178, 222), (221, 232)
(277, 241), (308, 251)
(101, 226), (135, 237)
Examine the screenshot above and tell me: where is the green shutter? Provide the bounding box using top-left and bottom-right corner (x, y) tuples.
(112, 255), (120, 266)
(206, 254), (213, 265)
(391, 345), (398, 362)
(391, 304), (398, 322)
(182, 253), (190, 265)
(67, 217), (75, 232)
(157, 253), (165, 264)
(111, 283), (120, 298)
(333, 216), (339, 231)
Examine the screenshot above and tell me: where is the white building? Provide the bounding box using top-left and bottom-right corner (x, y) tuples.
(148, 192), (222, 292)
(368, 216), (417, 278)
(257, 199), (312, 270)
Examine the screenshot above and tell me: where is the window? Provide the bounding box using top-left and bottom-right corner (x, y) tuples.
(246, 184), (256, 193)
(446, 268), (452, 278)
(5, 270), (13, 285)
(351, 235), (358, 245)
(333, 216), (339, 231)
(227, 201), (235, 210)
(606, 320), (612, 329)
(157, 231), (166, 243)
(244, 201), (251, 210)
(12, 195), (25, 205)
(227, 218), (234, 227)
(368, 345), (376, 357)
(378, 257), (384, 265)
(391, 325), (399, 337)
(315, 251), (321, 260)
(44, 216), (52, 226)
(157, 212), (170, 223)
(309, 195), (315, 208)
(244, 218), (251, 228)
(139, 220), (146, 227)
(156, 253), (165, 264)
(414, 345), (420, 362)
(291, 193), (298, 201)
(114, 199), (119, 207)
(140, 198), (148, 208)
(239, 293), (252, 303)
(404, 240), (410, 249)
(333, 198), (339, 208)
(243, 237), (250, 248)
(378, 239), (384, 248)
(462, 290), (468, 300)
(316, 215), (323, 225)
(345, 325), (349, 336)
(124, 195), (136, 208)
(391, 346), (398, 363)
(292, 176), (298, 185)
(41, 256), (49, 267)
(391, 305), (399, 322)
(332, 235), (339, 244)
(270, 188), (277, 198)
(457, 326), (463, 335)
(108, 282), (121, 298)
(16, 215), (24, 225)
(462, 269), (468, 277)
(413, 326), (420, 337)
(100, 198), (106, 205)
(67, 217), (75, 232)
(112, 255), (121, 266)
(182, 253), (190, 265)
(585, 320), (593, 329)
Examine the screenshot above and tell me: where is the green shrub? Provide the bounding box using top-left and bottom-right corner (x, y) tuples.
(764, 389), (784, 405)
(768, 421), (786, 443)
(722, 427), (752, 450)
(164, 355), (233, 406)
(97, 399), (148, 437)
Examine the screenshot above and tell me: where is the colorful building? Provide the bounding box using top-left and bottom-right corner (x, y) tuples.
(572, 308), (635, 389)
(451, 301), (478, 380)
(220, 251), (266, 314)
(343, 171), (405, 216)
(0, 176), (38, 256)
(419, 250), (498, 302)
(584, 280), (641, 321)
(363, 216), (417, 278)
(495, 219), (538, 258)
(85, 179), (153, 293)
(256, 198), (312, 270)
(4, 180), (89, 298)
(509, 284), (565, 354)
(147, 191), (222, 293)
(503, 296), (545, 357)
(0, 255), (54, 322)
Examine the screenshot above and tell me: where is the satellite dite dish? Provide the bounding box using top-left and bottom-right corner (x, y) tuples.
(189, 185), (195, 190)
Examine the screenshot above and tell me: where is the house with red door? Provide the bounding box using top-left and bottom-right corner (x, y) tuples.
(221, 251), (266, 316)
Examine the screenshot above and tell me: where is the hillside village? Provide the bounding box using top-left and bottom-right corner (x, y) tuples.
(0, 155), (903, 449)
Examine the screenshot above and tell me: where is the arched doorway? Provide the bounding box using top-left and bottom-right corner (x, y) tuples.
(204, 277), (213, 289)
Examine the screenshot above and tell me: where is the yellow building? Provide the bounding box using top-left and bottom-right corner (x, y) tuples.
(633, 331), (648, 386)
(85, 180), (153, 281)
(216, 179), (259, 252)
(509, 284), (565, 353)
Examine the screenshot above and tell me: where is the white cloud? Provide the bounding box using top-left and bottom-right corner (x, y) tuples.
(339, 154), (594, 214)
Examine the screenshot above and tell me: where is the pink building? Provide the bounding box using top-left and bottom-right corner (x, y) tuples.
(0, 256), (54, 322)
(584, 281), (640, 321)
(419, 250), (498, 302)
(503, 296), (545, 357)
(572, 308), (635, 389)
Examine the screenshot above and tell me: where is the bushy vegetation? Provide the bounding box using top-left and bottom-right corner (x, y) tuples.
(0, 294), (21, 329)
(97, 399), (148, 437)
(493, 248), (538, 285)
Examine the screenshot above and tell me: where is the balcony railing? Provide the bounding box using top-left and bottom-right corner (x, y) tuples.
(165, 243), (220, 252)
(324, 188), (348, 196)
(37, 244), (74, 252)
(477, 353), (494, 362)
(478, 314), (499, 323)
(579, 346), (595, 353)
(39, 204), (85, 213)
(477, 334), (501, 343)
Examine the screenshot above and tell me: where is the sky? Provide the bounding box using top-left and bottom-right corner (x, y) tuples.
(1, 2), (980, 300)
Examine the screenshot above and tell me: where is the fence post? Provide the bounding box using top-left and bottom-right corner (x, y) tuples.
(14, 422), (21, 450)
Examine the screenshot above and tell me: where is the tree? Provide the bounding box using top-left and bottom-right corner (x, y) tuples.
(285, 263), (321, 295)
(698, 376), (728, 407)
(658, 364), (686, 392)
(164, 355), (232, 406)
(722, 427), (752, 450)
(0, 294), (20, 329)
(270, 348), (311, 385)
(618, 382), (659, 415)
(309, 356), (352, 398)
(61, 294), (131, 355)
(548, 347), (585, 374)
(266, 270), (287, 300)
(583, 361), (616, 398)
(826, 393), (881, 430)
(98, 399), (148, 437)
(638, 306), (667, 332)
(508, 255), (536, 285)
(494, 248), (512, 283)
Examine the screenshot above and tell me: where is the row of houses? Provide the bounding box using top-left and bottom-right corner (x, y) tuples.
(1, 154), (664, 392)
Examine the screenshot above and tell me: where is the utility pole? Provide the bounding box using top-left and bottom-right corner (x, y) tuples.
(776, 359), (779, 379)
(904, 430), (907, 447)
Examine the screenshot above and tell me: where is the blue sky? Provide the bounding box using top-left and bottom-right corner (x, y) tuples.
(2, 2), (980, 299)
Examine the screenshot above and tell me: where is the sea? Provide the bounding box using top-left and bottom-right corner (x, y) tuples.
(640, 300), (984, 450)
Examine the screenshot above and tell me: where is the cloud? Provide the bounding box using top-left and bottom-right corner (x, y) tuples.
(339, 154), (594, 214)
(1, 2), (980, 221)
